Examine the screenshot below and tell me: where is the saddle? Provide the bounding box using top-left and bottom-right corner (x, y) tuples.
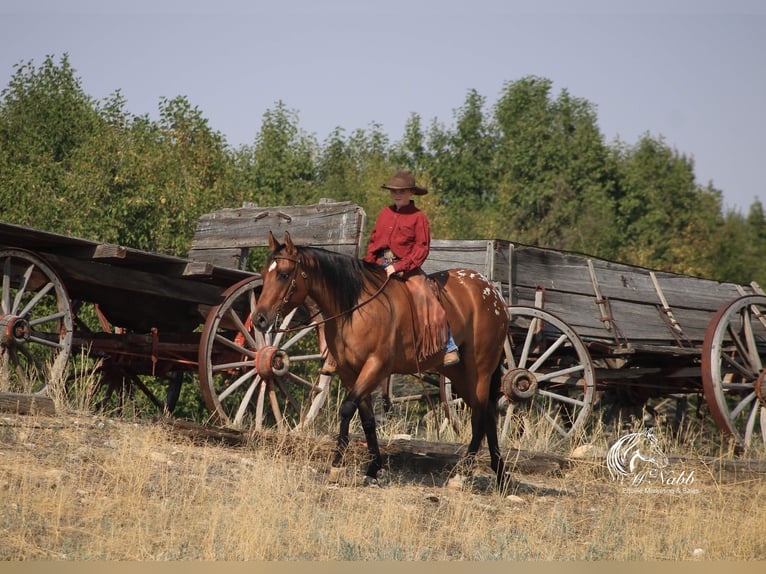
(401, 269), (448, 361)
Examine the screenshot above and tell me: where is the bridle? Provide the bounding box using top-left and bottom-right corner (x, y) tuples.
(266, 251), (391, 333)
(269, 253), (306, 329)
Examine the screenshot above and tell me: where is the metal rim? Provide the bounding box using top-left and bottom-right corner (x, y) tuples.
(198, 276), (332, 430)
(500, 305), (596, 445)
(701, 294), (766, 449)
(0, 248), (73, 395)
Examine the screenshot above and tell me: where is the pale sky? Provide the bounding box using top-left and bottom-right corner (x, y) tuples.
(2, 0), (764, 213)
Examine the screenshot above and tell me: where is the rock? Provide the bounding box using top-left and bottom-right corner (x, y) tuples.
(570, 444), (606, 459)
(149, 451), (169, 464)
(446, 474), (466, 490)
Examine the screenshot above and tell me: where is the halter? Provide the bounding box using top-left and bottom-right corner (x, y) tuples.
(270, 253), (307, 328)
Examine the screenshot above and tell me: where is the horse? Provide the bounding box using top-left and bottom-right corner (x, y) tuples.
(252, 231), (511, 488)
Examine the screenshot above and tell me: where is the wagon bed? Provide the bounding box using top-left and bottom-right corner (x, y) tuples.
(0, 200), (366, 424)
(423, 238), (766, 447)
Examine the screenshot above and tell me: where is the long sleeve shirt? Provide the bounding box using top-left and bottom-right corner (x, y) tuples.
(363, 201), (431, 274)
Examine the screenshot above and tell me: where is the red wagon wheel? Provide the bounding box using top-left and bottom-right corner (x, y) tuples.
(198, 276), (333, 430)
(702, 294), (766, 449)
(500, 305), (596, 446)
(0, 248), (73, 395)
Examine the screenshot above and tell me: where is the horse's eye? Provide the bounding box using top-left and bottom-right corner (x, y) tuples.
(277, 271), (291, 281)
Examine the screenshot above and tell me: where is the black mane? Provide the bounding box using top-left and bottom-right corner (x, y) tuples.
(271, 244), (385, 313)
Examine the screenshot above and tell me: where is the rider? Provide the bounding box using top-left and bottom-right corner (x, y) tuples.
(363, 169), (459, 366)
(319, 169), (459, 376)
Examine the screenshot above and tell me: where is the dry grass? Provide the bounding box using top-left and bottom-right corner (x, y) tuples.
(1, 374), (765, 560)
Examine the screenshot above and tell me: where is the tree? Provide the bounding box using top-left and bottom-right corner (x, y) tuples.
(0, 54), (102, 234)
(236, 101), (317, 207)
(611, 134), (722, 274)
(492, 76), (617, 253)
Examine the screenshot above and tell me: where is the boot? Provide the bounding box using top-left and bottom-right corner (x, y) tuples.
(443, 349), (460, 366)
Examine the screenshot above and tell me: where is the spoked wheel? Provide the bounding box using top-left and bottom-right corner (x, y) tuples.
(500, 305), (596, 447)
(0, 249), (73, 395)
(198, 276), (333, 430)
(702, 295), (766, 450)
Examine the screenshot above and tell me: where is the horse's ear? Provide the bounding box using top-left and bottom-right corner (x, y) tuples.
(268, 231), (279, 252)
(283, 231), (296, 254)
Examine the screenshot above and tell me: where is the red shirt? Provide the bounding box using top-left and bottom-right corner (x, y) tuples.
(363, 201), (431, 274)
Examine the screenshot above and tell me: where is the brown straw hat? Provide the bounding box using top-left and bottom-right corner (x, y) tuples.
(381, 169), (428, 195)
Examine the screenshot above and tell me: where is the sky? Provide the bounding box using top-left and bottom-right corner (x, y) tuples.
(1, 0), (765, 213)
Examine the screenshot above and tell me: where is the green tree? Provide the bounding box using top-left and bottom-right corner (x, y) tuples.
(0, 54), (102, 233)
(236, 101), (317, 207)
(492, 76), (617, 253)
(611, 134), (723, 275)
(390, 112), (427, 173)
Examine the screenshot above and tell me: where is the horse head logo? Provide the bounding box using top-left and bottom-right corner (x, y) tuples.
(606, 428), (669, 482)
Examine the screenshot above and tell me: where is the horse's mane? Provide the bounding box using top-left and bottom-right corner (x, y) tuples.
(271, 244), (386, 313)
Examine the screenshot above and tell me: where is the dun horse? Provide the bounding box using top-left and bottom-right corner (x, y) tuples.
(252, 231), (510, 487)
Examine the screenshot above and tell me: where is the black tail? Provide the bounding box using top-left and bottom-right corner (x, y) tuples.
(490, 356), (504, 405)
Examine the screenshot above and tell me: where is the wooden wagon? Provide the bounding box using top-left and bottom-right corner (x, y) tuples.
(422, 239), (766, 449)
(0, 199), (364, 429)
(2, 199), (764, 451)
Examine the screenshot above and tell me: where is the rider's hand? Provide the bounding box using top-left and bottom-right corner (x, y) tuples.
(385, 265), (397, 277)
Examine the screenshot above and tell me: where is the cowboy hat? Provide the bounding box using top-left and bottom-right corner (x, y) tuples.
(381, 169), (428, 195)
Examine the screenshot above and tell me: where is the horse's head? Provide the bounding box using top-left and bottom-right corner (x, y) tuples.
(252, 231), (310, 332)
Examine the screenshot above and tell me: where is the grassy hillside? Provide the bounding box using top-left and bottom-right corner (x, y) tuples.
(2, 397), (765, 560)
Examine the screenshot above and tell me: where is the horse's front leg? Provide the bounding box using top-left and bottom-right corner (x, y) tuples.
(357, 395), (383, 482)
(332, 392), (358, 471)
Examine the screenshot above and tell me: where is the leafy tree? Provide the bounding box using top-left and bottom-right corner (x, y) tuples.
(390, 112), (427, 173)
(0, 54), (102, 234)
(425, 89), (497, 209)
(235, 101), (318, 207)
(492, 76), (617, 253)
(611, 134), (722, 274)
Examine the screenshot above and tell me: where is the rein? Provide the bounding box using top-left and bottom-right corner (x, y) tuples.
(269, 253), (392, 333)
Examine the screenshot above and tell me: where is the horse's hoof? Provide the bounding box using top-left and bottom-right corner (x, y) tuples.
(328, 466), (346, 483)
(363, 475), (380, 488)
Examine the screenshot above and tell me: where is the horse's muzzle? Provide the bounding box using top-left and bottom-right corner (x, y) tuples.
(252, 311), (271, 332)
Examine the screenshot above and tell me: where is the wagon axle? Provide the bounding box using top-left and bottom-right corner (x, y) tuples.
(254, 345), (290, 378)
(502, 367), (538, 401)
(0, 314), (30, 345)
(756, 370), (766, 407)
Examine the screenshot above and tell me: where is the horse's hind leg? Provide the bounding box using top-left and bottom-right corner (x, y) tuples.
(484, 404), (508, 489)
(456, 407), (488, 479)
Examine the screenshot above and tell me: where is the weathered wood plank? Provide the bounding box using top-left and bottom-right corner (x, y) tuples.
(42, 253), (226, 305)
(189, 202), (367, 266)
(0, 392), (56, 416)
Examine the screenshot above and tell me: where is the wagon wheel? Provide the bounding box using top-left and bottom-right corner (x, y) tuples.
(198, 276), (333, 430)
(0, 248), (73, 395)
(701, 294), (766, 449)
(500, 305), (596, 447)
